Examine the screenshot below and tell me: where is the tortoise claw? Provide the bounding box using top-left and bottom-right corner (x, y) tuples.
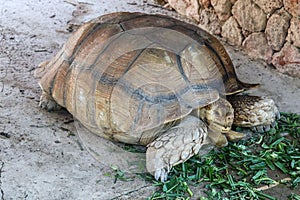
(271, 121), (276, 128)
(155, 167), (169, 182)
(251, 124), (271, 133)
(39, 92), (61, 111)
(264, 125), (271, 132)
(268, 110), (280, 129)
(276, 111), (281, 120)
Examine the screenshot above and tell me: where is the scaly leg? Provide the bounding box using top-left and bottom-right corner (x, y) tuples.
(39, 91), (61, 111)
(227, 95), (280, 132)
(146, 115), (208, 182)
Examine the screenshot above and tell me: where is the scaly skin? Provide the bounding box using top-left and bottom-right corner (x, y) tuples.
(146, 115), (208, 182)
(39, 91), (61, 111)
(227, 95), (280, 132)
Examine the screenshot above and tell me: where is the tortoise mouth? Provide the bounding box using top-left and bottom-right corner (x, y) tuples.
(209, 122), (231, 133)
(209, 123), (245, 141)
(221, 127), (231, 133)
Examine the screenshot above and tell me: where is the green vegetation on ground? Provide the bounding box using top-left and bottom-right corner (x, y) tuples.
(114, 113), (300, 199)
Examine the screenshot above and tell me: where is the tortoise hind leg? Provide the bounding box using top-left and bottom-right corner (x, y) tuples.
(227, 95), (280, 132)
(39, 91), (61, 111)
(146, 115), (208, 182)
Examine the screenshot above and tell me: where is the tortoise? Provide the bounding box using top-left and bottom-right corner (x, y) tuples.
(35, 12), (279, 181)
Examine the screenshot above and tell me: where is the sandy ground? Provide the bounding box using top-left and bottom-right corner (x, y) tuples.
(0, 0), (299, 199)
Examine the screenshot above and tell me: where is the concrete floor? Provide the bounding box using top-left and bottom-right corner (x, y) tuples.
(0, 0), (299, 199)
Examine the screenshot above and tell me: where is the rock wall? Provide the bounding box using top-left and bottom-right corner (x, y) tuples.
(165, 0), (300, 77)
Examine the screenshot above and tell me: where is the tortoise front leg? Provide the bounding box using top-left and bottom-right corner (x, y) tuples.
(227, 95), (280, 132)
(39, 91), (61, 111)
(146, 115), (208, 182)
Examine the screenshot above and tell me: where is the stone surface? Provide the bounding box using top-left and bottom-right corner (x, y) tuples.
(232, 0), (267, 32)
(221, 16), (243, 46)
(186, 0), (201, 21)
(242, 29), (252, 38)
(242, 32), (273, 63)
(283, 0), (300, 16)
(199, 8), (222, 35)
(168, 0), (200, 21)
(272, 42), (300, 77)
(166, 0), (300, 78)
(167, 0), (189, 15)
(287, 17), (300, 48)
(265, 9), (291, 51)
(211, 0), (232, 21)
(253, 0), (283, 14)
(200, 0), (211, 8)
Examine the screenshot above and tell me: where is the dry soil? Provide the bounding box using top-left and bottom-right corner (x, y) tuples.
(0, 0), (299, 199)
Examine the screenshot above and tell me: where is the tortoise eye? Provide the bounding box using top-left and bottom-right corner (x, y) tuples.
(226, 112), (234, 122)
(226, 115), (233, 121)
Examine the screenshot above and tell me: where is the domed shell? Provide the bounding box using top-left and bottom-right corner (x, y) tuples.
(36, 12), (257, 145)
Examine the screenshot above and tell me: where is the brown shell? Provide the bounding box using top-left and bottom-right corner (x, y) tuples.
(36, 12), (257, 145)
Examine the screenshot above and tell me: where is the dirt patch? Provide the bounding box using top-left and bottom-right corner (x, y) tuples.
(0, 0), (299, 199)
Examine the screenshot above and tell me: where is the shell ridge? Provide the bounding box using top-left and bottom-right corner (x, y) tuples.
(175, 54), (190, 83)
(202, 40), (231, 82)
(89, 29), (125, 72)
(107, 44), (153, 132)
(122, 43), (153, 74)
(117, 13), (175, 27)
(67, 23), (100, 65)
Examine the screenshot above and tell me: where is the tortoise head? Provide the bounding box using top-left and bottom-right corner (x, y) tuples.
(199, 98), (234, 133)
(195, 98), (234, 147)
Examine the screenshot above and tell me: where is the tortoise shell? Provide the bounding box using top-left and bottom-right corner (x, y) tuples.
(36, 12), (256, 145)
